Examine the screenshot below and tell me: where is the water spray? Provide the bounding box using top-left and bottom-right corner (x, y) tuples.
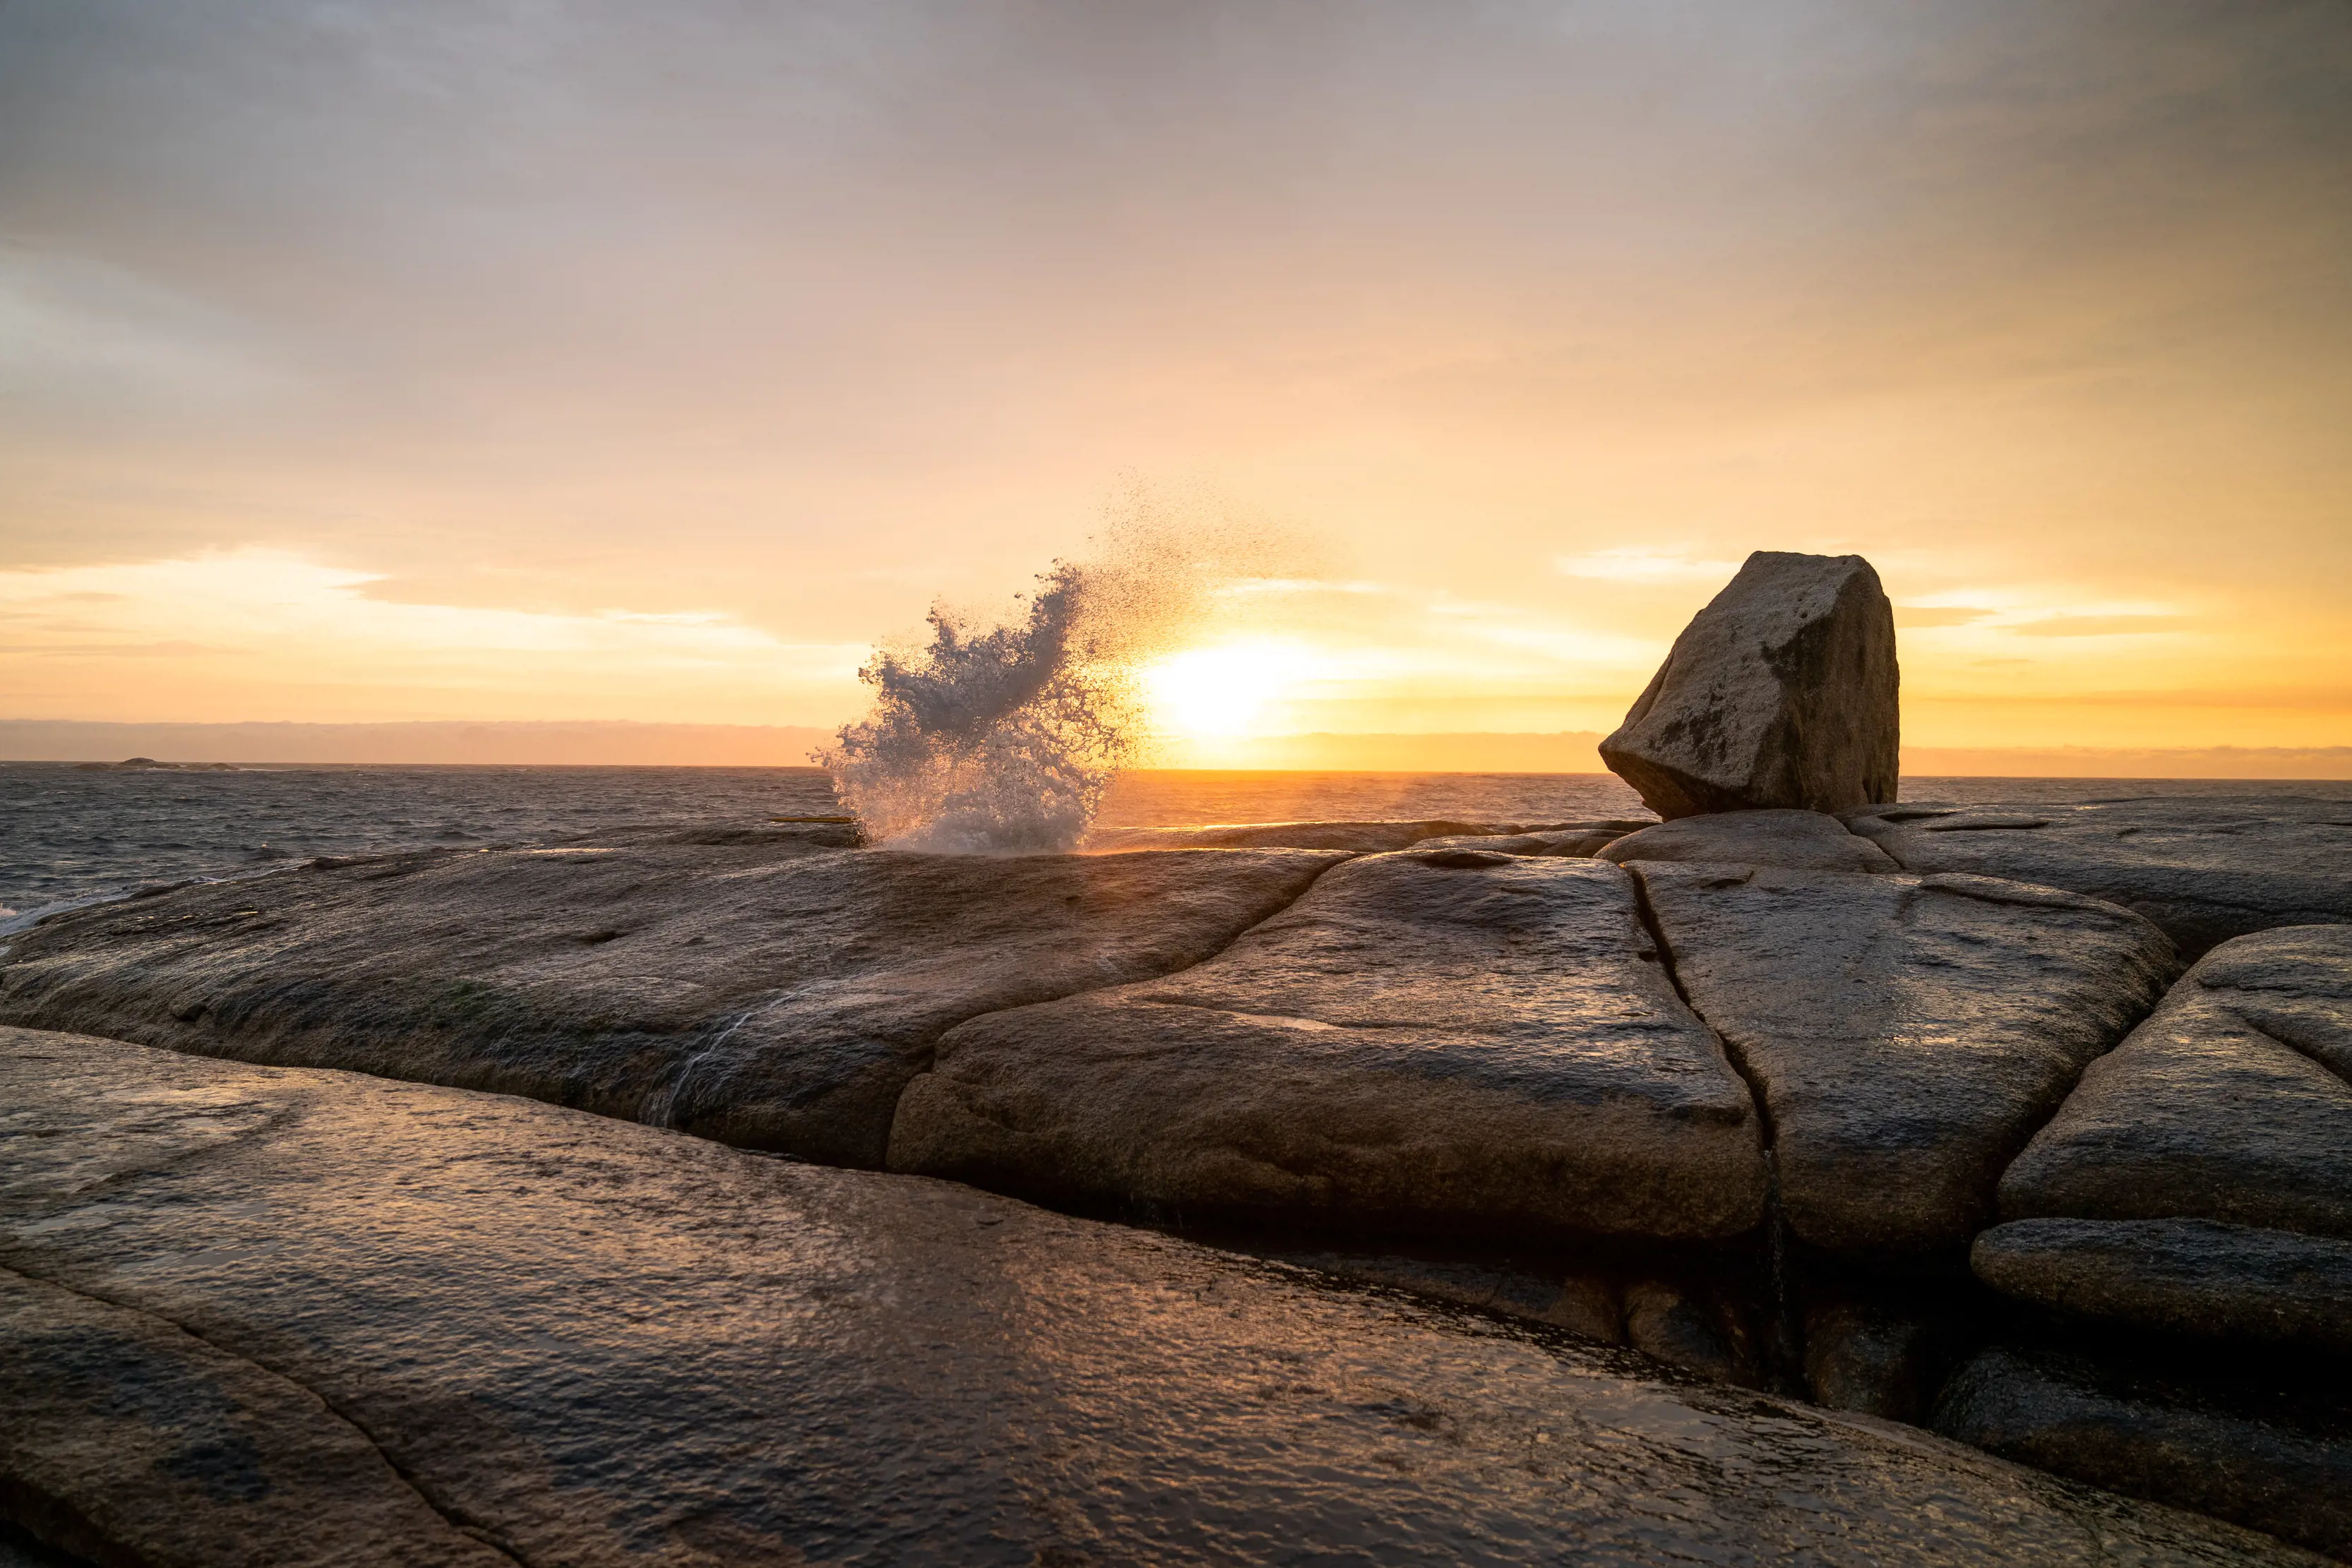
(820, 488), (1303, 852)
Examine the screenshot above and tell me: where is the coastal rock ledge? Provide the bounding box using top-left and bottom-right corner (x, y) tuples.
(4, 546), (2347, 1560)
(1, 1029), (2320, 1568)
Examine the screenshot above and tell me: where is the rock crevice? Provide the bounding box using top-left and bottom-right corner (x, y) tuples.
(3, 1027), (2322, 1567)
(1, 1260), (528, 1568)
(888, 853), (1771, 1243)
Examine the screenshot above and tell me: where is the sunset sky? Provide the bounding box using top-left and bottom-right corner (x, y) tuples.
(4, 2), (2348, 768)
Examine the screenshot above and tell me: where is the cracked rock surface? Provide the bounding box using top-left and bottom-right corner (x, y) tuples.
(1, 1269), (514, 1568)
(1844, 798), (2352, 958)
(1632, 865), (2179, 1255)
(0, 840), (1342, 1168)
(1, 1027), (2319, 1568)
(1998, 926), (2352, 1243)
(890, 852), (1769, 1241)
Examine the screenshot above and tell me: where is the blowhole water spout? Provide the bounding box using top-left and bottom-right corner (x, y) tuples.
(819, 492), (1303, 852)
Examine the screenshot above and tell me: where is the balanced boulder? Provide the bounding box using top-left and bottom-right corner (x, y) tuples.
(890, 851), (1769, 1242)
(1601, 552), (1899, 820)
(0, 839), (1343, 1168)
(1632, 865), (2178, 1254)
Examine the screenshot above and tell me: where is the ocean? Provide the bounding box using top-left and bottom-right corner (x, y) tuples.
(4, 760), (2345, 936)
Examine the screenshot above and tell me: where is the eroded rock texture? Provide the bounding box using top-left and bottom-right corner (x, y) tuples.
(0, 839), (1342, 1166)
(891, 852), (1769, 1241)
(1634, 865), (2178, 1254)
(1998, 926), (2352, 1242)
(1845, 798), (2352, 958)
(1934, 1346), (2352, 1560)
(1409, 826), (1638, 857)
(1600, 552), (1899, 820)
(2, 1029), (2315, 1568)
(1, 1271), (512, 1568)
(1974, 1218), (2352, 1355)
(1597, 809), (1897, 873)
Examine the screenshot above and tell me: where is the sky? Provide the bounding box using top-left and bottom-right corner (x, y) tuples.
(3, 1), (2348, 767)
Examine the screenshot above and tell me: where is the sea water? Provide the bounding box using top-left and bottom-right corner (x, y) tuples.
(4, 760), (2345, 937)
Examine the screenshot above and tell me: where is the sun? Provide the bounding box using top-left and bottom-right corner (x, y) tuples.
(1142, 642), (1313, 741)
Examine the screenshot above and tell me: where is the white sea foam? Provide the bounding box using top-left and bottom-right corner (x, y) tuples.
(819, 491), (1294, 853)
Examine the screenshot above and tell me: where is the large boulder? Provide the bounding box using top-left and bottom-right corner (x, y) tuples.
(6, 1030), (2312, 1567)
(1632, 865), (2179, 1254)
(1597, 809), (1897, 873)
(890, 851), (1770, 1242)
(0, 839), (1342, 1167)
(1601, 552), (1899, 820)
(1996, 926), (2352, 1241)
(1844, 798), (2352, 958)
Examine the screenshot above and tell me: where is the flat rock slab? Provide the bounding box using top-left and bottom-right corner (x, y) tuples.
(1974, 1218), (2352, 1355)
(1, 1030), (2314, 1568)
(4, 1270), (512, 1568)
(1085, 819), (1502, 851)
(890, 852), (1769, 1242)
(1635, 865), (2178, 1254)
(1598, 808), (1898, 873)
(1409, 827), (1629, 856)
(1601, 551), (1899, 820)
(1845, 798), (2352, 957)
(0, 841), (1343, 1166)
(1935, 1346), (2352, 1560)
(1998, 926), (2352, 1240)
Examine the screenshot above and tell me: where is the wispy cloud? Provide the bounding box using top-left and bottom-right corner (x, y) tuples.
(1894, 605), (1995, 628)
(2003, 614), (2198, 638)
(0, 550), (867, 722)
(1554, 549), (1743, 585)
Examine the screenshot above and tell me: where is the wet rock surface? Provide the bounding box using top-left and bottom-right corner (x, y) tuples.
(1998, 926), (2352, 1242)
(1635, 864), (2179, 1254)
(4, 1028), (2320, 1568)
(1251, 1246), (1633, 1348)
(1844, 798), (2352, 958)
(890, 852), (1769, 1242)
(1934, 1344), (2352, 1560)
(1800, 1290), (1959, 1426)
(1407, 825), (1640, 856)
(1620, 1276), (1765, 1389)
(1, 1269), (511, 1568)
(0, 840), (1342, 1167)
(1601, 551), (1899, 820)
(1597, 808), (1898, 873)
(1974, 1218), (2352, 1355)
